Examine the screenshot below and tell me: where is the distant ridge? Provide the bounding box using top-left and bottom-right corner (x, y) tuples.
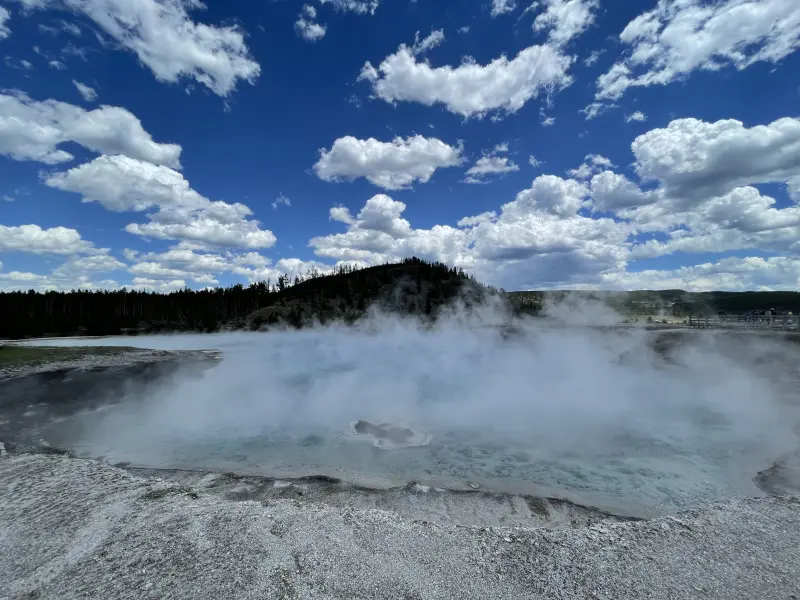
(507, 289), (800, 316)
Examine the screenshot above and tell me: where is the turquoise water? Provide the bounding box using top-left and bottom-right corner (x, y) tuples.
(33, 327), (800, 517)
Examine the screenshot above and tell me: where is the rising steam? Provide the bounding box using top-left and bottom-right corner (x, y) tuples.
(43, 298), (800, 517)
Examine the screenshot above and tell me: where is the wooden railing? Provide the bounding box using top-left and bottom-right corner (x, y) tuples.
(688, 314), (800, 330)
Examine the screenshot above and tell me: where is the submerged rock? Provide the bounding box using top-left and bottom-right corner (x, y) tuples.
(351, 420), (432, 450)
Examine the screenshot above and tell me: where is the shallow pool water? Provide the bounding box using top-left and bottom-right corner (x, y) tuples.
(32, 326), (800, 517)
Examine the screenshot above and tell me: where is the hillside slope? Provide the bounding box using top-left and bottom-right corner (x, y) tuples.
(0, 258), (494, 339)
(245, 258), (494, 329)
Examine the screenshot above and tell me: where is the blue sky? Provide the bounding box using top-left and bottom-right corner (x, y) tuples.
(1, 0), (799, 292)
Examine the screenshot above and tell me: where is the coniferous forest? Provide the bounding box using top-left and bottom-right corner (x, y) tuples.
(0, 258), (494, 339)
(3, 255), (799, 340)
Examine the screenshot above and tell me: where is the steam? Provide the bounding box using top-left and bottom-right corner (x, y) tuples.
(43, 299), (800, 516)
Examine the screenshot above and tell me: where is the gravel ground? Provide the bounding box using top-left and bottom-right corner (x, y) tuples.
(1, 453), (799, 600)
(127, 466), (634, 529)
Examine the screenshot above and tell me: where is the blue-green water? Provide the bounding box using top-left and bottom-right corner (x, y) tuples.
(33, 326), (800, 517)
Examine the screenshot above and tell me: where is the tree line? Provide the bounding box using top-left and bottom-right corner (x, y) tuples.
(0, 257), (487, 339)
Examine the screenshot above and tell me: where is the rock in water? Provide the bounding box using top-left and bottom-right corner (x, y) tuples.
(352, 420), (413, 443)
(351, 420), (432, 450)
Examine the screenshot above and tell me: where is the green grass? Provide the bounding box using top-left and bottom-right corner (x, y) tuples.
(0, 345), (138, 369)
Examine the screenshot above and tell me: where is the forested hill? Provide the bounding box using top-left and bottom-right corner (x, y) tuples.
(5, 258), (796, 339)
(0, 258), (496, 339)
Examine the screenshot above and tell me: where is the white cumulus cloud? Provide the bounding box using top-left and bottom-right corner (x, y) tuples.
(130, 277), (187, 292)
(568, 153), (614, 180)
(0, 224), (98, 254)
(232, 256), (334, 284)
(307, 112), (800, 291)
(52, 253), (126, 278)
(309, 184), (629, 291)
(124, 205), (277, 250)
(20, 0), (261, 96)
(0, 91), (181, 167)
(589, 171), (654, 212)
(45, 154), (207, 211)
(128, 248), (256, 284)
(602, 256), (800, 292)
(313, 135), (464, 190)
(628, 185), (800, 259)
(0, 265), (123, 292)
(631, 116), (800, 202)
(789, 176), (800, 203)
(45, 154), (276, 249)
(310, 194), (469, 266)
(509, 174), (590, 217)
(358, 35), (574, 118)
(0, 6), (11, 39)
(596, 0), (800, 100)
(532, 0), (599, 46)
(463, 143), (520, 184)
(295, 4), (326, 41)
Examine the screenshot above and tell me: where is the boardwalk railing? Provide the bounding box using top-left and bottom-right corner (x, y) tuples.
(688, 314), (800, 330)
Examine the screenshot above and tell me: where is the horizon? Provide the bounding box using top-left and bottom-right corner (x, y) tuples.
(1, 255), (800, 296)
(1, 0), (799, 294)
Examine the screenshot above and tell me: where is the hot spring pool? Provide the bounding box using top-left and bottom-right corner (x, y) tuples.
(29, 324), (800, 518)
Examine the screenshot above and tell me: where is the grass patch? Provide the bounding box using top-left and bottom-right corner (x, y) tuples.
(0, 345), (140, 369)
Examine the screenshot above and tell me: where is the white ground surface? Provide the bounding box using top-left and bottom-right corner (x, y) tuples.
(1, 453), (799, 600)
